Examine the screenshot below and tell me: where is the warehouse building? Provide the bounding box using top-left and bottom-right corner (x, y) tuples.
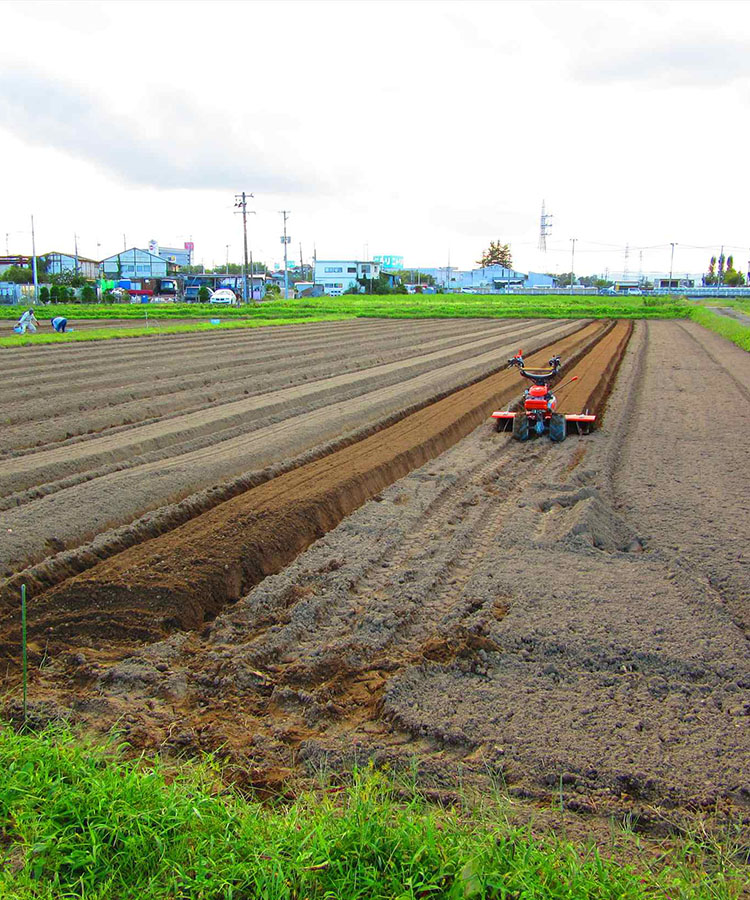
(101, 248), (177, 279)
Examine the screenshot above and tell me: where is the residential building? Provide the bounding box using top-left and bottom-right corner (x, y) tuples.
(313, 260), (381, 295)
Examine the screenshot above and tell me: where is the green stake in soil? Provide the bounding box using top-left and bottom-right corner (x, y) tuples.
(21, 584), (27, 722)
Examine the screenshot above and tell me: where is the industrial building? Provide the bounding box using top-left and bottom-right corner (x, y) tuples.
(101, 248), (177, 279)
(149, 241), (194, 267)
(416, 265), (555, 292)
(44, 251), (100, 280)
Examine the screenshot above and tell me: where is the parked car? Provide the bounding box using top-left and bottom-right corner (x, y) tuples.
(625, 288), (643, 296)
(209, 288), (236, 305)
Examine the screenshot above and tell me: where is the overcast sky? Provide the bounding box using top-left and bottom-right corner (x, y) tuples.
(1, 0), (748, 278)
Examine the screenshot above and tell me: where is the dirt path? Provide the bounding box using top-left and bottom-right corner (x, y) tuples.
(613, 320), (750, 635)
(707, 306), (750, 327)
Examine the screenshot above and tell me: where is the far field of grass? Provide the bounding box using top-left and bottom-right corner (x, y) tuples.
(1, 294), (747, 351)
(0, 725), (746, 900)
(0, 293), (687, 323)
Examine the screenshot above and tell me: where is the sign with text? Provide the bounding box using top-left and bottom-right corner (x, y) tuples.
(374, 254), (403, 271)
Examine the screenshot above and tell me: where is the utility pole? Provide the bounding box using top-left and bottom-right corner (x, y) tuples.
(30, 215), (38, 302)
(669, 242), (677, 291)
(279, 210), (290, 299)
(123, 234), (127, 250)
(718, 244), (724, 292)
(74, 233), (80, 275)
(225, 244), (229, 275)
(299, 242), (303, 279)
(234, 191), (255, 304)
(570, 238), (576, 295)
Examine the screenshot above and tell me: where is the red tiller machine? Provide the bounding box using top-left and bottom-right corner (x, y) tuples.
(491, 351), (596, 442)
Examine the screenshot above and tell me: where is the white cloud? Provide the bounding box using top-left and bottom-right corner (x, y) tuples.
(1, 0), (749, 276)
(574, 38), (750, 86)
(0, 67), (326, 193)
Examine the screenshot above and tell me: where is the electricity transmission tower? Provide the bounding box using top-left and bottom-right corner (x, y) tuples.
(538, 200), (553, 252)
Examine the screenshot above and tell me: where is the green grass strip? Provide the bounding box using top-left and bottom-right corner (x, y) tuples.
(689, 305), (750, 351)
(0, 725), (745, 899)
(0, 315), (353, 348)
(0, 295), (690, 324)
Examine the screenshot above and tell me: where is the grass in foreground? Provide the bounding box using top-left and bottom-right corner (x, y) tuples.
(0, 726), (745, 899)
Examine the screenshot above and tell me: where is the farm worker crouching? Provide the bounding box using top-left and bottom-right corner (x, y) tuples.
(50, 316), (69, 333)
(15, 308), (39, 333)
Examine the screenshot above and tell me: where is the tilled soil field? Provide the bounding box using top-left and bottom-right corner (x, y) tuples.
(0, 317), (587, 603)
(1, 318), (748, 829)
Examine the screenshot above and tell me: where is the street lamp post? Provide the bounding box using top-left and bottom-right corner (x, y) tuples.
(280, 211), (290, 299)
(570, 238), (576, 295)
(30, 215), (38, 303)
(669, 242), (677, 292)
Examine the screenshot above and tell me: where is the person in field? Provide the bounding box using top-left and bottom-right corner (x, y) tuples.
(15, 308), (39, 333)
(50, 316), (69, 333)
